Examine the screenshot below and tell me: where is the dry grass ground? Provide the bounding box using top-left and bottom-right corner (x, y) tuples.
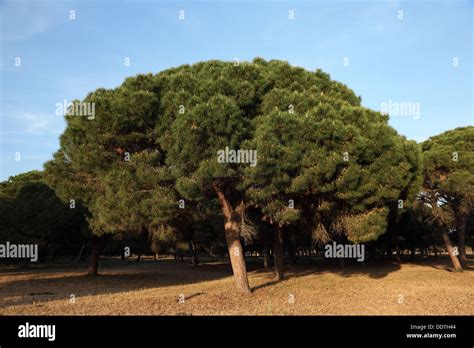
(0, 256), (472, 315)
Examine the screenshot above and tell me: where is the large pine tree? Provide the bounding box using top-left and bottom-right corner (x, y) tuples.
(46, 58), (424, 291)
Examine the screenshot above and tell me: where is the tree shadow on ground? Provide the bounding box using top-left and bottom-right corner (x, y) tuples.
(0, 255), (470, 308)
(422, 255), (474, 272)
(250, 261), (401, 292)
(251, 255), (473, 291)
(251, 258), (402, 279)
(0, 259), (234, 308)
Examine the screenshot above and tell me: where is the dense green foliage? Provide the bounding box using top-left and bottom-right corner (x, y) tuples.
(1, 59), (470, 284)
(420, 126), (474, 268)
(0, 171), (88, 260)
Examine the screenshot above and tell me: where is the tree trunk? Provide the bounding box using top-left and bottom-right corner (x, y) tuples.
(213, 183), (251, 293)
(336, 258), (344, 267)
(76, 241), (86, 263)
(410, 247), (415, 261)
(263, 246), (269, 269)
(441, 230), (462, 271)
(21, 257), (29, 268)
(189, 240), (199, 266)
(49, 243), (56, 262)
(456, 214), (467, 268)
(136, 254), (141, 263)
(225, 222), (250, 292)
(87, 237), (101, 276)
(288, 242), (297, 265)
(431, 201), (463, 271)
(273, 226), (284, 281)
(367, 244), (375, 262)
(394, 246), (401, 263)
(193, 241), (199, 265)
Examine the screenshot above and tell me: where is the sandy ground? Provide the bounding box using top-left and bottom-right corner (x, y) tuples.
(0, 256), (472, 315)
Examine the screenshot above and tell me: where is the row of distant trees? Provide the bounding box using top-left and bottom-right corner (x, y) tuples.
(1, 59), (472, 293)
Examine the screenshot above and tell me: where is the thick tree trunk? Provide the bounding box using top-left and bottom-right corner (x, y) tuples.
(225, 223), (250, 292)
(456, 214), (467, 268)
(87, 237), (101, 276)
(431, 201), (463, 271)
(213, 183), (251, 293)
(441, 230), (462, 271)
(273, 227), (284, 281)
(189, 240), (199, 266)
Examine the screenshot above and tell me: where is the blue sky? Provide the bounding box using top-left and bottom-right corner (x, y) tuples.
(1, 0), (472, 180)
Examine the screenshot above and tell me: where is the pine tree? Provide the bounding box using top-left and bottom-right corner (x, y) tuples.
(0, 171), (88, 263)
(245, 65), (422, 279)
(46, 58), (424, 291)
(421, 126), (474, 270)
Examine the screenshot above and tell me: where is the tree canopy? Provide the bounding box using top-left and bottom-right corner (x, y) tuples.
(421, 126), (474, 269)
(44, 58), (428, 290)
(0, 171), (88, 261)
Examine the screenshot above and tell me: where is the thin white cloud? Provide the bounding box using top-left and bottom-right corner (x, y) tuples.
(0, 0), (68, 42)
(1, 110), (65, 134)
(23, 112), (52, 133)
